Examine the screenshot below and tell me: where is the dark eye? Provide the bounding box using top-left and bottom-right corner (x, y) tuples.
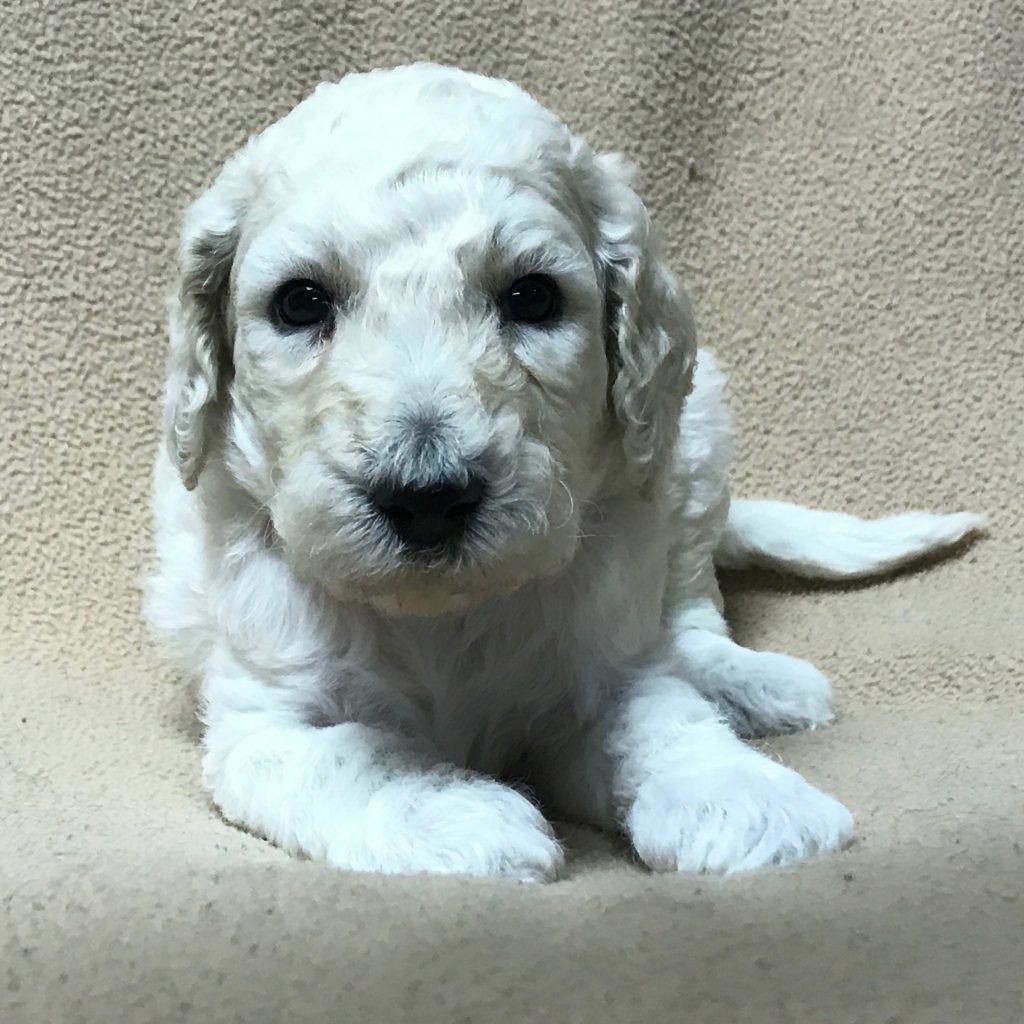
(500, 274), (560, 326)
(272, 279), (333, 330)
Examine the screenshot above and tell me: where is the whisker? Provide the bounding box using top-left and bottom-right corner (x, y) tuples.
(552, 479), (577, 530)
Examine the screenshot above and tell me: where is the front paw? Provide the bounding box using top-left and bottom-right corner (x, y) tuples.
(626, 762), (853, 873)
(328, 776), (565, 882)
(717, 650), (835, 738)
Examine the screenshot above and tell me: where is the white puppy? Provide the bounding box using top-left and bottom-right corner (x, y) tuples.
(147, 63), (982, 880)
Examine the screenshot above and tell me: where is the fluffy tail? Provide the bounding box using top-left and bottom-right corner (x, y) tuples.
(716, 499), (985, 581)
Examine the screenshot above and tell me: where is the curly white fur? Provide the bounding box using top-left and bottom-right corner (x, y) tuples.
(146, 63), (983, 880)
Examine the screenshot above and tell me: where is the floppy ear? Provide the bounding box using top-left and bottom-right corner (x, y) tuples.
(588, 152), (697, 495)
(163, 157), (250, 490)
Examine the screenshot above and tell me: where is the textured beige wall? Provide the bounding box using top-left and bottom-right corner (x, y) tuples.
(2, 2), (1022, 1022)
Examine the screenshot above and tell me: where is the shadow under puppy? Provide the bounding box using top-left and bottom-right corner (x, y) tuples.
(146, 63), (982, 879)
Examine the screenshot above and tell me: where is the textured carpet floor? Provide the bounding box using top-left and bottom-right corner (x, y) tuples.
(2, 2), (1021, 1021)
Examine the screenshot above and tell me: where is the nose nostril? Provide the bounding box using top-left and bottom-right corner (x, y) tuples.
(369, 476), (485, 549)
(444, 478), (484, 519)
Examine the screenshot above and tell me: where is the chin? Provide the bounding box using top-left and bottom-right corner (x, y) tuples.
(356, 573), (527, 617)
(331, 536), (581, 618)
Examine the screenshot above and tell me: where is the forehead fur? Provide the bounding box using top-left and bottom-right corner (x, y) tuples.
(239, 63), (579, 213)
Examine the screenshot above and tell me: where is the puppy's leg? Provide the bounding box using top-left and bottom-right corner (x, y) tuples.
(666, 585), (834, 737)
(202, 648), (563, 881)
(664, 350), (833, 736)
(535, 668), (852, 873)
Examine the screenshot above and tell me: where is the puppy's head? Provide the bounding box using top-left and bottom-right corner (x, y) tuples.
(165, 64), (695, 614)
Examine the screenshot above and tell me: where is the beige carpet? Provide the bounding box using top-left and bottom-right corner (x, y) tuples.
(2, 2), (1022, 1021)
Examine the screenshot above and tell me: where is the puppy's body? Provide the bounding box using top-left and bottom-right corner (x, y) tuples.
(148, 64), (981, 879)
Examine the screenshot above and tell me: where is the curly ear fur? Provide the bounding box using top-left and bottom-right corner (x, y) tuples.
(164, 159), (249, 490)
(586, 152), (697, 495)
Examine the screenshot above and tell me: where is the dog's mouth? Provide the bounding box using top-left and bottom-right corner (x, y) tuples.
(328, 499), (551, 616)
(354, 561), (533, 617)
(285, 506), (567, 617)
(271, 449), (576, 613)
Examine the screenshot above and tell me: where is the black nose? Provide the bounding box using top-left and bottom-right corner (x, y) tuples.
(370, 477), (485, 549)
